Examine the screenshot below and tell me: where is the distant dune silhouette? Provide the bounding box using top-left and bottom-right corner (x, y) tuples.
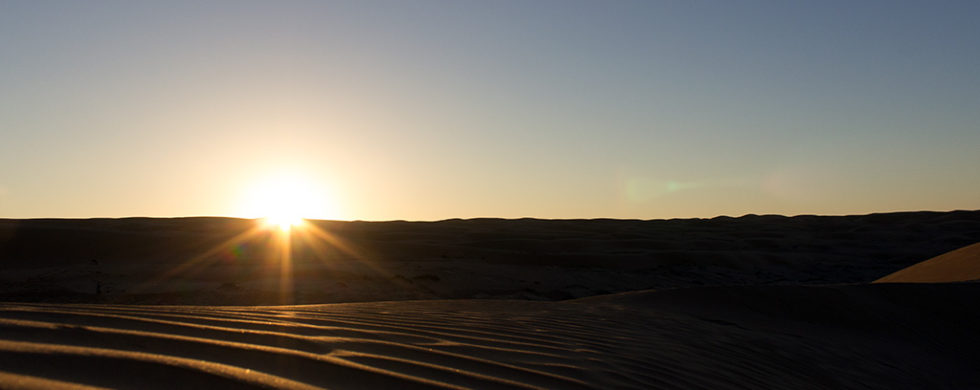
(2, 210), (978, 305)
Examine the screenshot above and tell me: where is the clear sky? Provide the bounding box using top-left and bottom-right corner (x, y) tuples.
(2, 1), (978, 221)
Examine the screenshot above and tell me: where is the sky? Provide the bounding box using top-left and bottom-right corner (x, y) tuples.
(1, 1), (979, 221)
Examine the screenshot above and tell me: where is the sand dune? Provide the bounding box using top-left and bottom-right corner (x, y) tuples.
(2, 211), (979, 305)
(2, 283), (979, 389)
(874, 242), (980, 283)
(3, 212), (980, 388)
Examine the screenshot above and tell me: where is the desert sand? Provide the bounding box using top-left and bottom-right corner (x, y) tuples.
(875, 241), (980, 283)
(1, 283), (979, 389)
(1, 211), (979, 388)
(2, 210), (978, 305)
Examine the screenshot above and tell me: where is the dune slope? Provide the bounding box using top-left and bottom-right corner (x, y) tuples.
(3, 211), (980, 305)
(2, 283), (979, 389)
(875, 242), (980, 283)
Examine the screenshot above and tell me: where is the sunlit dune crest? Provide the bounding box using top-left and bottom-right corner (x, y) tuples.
(874, 241), (980, 283)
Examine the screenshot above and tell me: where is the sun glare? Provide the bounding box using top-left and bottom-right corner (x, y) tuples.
(241, 170), (335, 231)
(265, 215), (303, 232)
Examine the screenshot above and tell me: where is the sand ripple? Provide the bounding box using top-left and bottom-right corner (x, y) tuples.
(2, 283), (980, 389)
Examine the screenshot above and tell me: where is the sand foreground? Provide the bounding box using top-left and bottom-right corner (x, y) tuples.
(2, 215), (978, 388)
(2, 282), (979, 389)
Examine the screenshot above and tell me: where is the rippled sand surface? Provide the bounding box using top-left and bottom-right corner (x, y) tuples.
(2, 282), (979, 389)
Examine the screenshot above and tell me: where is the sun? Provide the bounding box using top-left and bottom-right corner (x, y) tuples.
(264, 214), (304, 232)
(241, 170), (336, 231)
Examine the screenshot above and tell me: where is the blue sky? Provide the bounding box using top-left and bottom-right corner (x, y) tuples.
(1, 1), (978, 220)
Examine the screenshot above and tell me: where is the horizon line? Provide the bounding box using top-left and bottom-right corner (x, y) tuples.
(2, 208), (978, 224)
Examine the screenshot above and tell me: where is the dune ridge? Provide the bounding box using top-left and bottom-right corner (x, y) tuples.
(2, 282), (980, 389)
(874, 242), (980, 283)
